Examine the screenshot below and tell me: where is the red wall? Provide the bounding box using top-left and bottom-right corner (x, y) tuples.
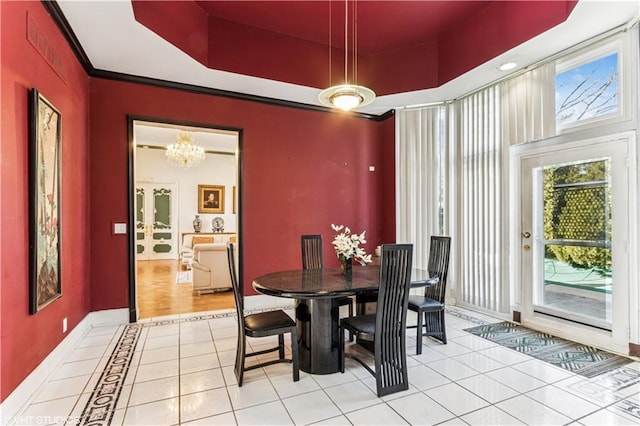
(90, 79), (394, 309)
(0, 0), (395, 403)
(1, 1), (91, 401)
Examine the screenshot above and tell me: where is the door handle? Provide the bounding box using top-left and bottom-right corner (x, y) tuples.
(522, 231), (531, 238)
(523, 244), (531, 251)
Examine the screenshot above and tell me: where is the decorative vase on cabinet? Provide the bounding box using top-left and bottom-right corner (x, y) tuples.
(193, 215), (202, 233)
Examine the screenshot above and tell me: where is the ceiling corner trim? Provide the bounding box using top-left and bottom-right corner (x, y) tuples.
(91, 69), (389, 121)
(42, 0), (94, 74)
(42, 1), (390, 121)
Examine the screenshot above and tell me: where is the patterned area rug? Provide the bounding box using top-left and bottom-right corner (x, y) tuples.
(464, 321), (633, 378)
(175, 270), (192, 284)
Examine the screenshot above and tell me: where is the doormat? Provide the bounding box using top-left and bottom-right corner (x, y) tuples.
(175, 270), (192, 284)
(463, 321), (633, 378)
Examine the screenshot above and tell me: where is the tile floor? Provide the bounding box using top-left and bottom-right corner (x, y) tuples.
(7, 306), (640, 425)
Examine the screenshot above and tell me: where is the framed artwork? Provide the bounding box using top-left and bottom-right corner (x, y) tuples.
(232, 186), (236, 214)
(29, 88), (62, 314)
(198, 184), (225, 214)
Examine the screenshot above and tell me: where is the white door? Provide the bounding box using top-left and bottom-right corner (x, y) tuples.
(135, 183), (178, 260)
(518, 134), (633, 354)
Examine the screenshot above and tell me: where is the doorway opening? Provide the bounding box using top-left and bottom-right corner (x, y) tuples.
(127, 117), (242, 321)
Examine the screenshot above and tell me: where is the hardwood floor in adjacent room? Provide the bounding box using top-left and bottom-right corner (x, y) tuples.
(136, 259), (234, 319)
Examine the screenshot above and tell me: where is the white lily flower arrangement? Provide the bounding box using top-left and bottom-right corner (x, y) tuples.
(331, 224), (373, 266)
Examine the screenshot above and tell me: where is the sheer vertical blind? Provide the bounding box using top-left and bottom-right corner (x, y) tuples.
(396, 69), (555, 314)
(454, 87), (510, 313)
(396, 29), (632, 317)
(501, 62), (556, 145)
(396, 107), (445, 270)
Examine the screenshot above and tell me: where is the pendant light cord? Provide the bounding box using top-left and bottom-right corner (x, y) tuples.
(317, 0), (375, 110)
(344, 0), (348, 85)
(328, 1), (332, 86)
(354, 0), (358, 86)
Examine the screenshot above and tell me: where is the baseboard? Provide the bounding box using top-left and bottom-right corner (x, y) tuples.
(0, 308), (128, 424)
(512, 311), (522, 323)
(89, 308), (129, 326)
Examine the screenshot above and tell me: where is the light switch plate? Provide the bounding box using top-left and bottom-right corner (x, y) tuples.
(113, 223), (127, 234)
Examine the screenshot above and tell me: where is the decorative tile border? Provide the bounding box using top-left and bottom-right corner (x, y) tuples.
(445, 307), (491, 325)
(78, 324), (142, 426)
(592, 366), (640, 393)
(140, 305), (293, 328)
(611, 398), (640, 421)
(76, 306), (293, 423)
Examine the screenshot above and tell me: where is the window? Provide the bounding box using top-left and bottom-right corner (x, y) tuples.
(555, 51), (619, 129)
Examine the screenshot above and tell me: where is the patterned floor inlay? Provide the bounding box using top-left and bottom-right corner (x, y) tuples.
(79, 324), (143, 426)
(76, 306), (294, 424)
(139, 305), (293, 328)
(444, 307), (491, 325)
(611, 398), (640, 421)
(464, 321), (635, 378)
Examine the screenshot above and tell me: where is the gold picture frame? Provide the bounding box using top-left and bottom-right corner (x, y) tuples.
(198, 184), (225, 213)
(233, 186), (236, 214)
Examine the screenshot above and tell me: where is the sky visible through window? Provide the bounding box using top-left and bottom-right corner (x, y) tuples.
(555, 53), (618, 126)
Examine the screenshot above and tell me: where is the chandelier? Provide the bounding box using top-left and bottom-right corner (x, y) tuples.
(165, 131), (205, 168)
(318, 0), (375, 112)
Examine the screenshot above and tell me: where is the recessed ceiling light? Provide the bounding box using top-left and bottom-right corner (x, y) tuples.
(498, 62), (517, 71)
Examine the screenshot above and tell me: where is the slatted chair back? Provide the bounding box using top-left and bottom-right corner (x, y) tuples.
(228, 242), (299, 386)
(301, 234), (323, 269)
(374, 243), (413, 396)
(424, 236), (451, 303)
(227, 243), (246, 382)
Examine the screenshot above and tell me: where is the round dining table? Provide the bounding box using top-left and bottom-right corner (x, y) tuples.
(252, 265), (437, 374)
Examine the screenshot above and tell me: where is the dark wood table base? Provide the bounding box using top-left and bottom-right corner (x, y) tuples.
(295, 298), (341, 374)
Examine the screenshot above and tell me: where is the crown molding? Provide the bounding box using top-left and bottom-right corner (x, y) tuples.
(41, 0), (393, 121)
(42, 0), (94, 74)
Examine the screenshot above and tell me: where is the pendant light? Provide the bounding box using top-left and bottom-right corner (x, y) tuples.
(318, 0), (375, 111)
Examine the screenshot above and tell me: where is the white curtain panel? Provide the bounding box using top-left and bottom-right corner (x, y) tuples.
(500, 62), (556, 145)
(452, 61), (554, 314)
(395, 107), (445, 271)
(454, 86), (511, 313)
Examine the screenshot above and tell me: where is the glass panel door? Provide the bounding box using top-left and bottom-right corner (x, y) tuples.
(533, 159), (612, 329)
(519, 134), (631, 352)
(135, 183), (177, 260)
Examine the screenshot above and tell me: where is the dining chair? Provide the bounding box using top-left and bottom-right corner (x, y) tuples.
(407, 236), (451, 355)
(301, 234), (323, 269)
(301, 235), (354, 340)
(227, 243), (299, 386)
(338, 244), (413, 397)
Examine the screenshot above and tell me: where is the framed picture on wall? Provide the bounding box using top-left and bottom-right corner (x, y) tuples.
(29, 88), (62, 314)
(233, 186), (236, 214)
(198, 184), (225, 214)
